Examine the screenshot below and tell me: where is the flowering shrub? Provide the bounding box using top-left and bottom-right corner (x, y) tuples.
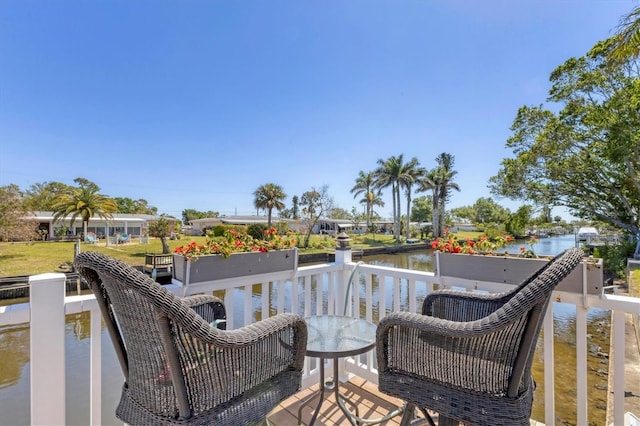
(174, 228), (296, 260)
(431, 229), (513, 255)
(519, 236), (538, 258)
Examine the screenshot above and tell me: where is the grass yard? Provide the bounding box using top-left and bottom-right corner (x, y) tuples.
(0, 230), (485, 277)
(0, 233), (408, 277)
(0, 238), (201, 276)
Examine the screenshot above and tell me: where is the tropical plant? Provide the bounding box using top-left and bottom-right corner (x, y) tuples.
(518, 236), (538, 258)
(174, 228), (295, 260)
(431, 229), (513, 255)
(605, 6), (640, 65)
(350, 170), (384, 232)
(51, 178), (117, 240)
(417, 153), (460, 238)
(397, 157), (424, 240)
(23, 181), (71, 211)
(253, 183), (286, 230)
(375, 155), (417, 241)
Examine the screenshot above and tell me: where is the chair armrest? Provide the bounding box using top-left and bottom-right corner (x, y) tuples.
(422, 289), (510, 321)
(183, 295), (226, 326)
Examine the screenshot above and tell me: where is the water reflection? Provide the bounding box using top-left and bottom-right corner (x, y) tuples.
(0, 324), (29, 390)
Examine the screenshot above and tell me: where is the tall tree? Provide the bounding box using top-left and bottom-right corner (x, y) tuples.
(181, 209), (219, 223)
(399, 157), (424, 239)
(52, 178), (118, 240)
(0, 185), (39, 242)
(350, 171), (385, 232)
(114, 197), (158, 215)
(489, 37), (640, 236)
(417, 154), (460, 238)
(300, 185), (333, 248)
(148, 217), (172, 254)
(253, 183), (286, 230)
(23, 181), (71, 211)
(374, 155), (405, 240)
(291, 195), (300, 219)
(410, 195), (433, 223)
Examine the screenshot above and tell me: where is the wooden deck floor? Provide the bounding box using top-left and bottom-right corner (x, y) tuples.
(267, 376), (545, 425)
(266, 376), (427, 426)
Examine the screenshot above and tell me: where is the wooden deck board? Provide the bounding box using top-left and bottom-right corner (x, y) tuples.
(267, 376), (408, 425)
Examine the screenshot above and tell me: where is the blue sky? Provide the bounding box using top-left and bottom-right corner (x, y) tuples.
(0, 1), (633, 220)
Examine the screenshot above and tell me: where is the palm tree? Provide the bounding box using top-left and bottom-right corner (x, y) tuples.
(350, 171), (384, 232)
(398, 157), (424, 240)
(253, 183), (286, 230)
(52, 181), (118, 241)
(606, 6), (640, 64)
(418, 154), (460, 238)
(374, 155), (404, 240)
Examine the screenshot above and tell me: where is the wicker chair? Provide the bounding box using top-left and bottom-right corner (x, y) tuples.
(376, 248), (585, 426)
(75, 251), (307, 426)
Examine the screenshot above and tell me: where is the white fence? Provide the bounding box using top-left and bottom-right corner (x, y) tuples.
(0, 250), (639, 425)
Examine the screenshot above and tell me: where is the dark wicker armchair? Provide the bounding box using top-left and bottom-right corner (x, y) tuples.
(75, 251), (307, 426)
(376, 248), (584, 426)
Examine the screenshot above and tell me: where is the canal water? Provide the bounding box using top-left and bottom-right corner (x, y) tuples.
(0, 235), (609, 425)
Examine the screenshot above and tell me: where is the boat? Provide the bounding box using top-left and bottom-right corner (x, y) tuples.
(576, 226), (599, 242)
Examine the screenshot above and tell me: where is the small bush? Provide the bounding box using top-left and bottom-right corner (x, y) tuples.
(247, 223), (268, 240)
(593, 239), (636, 278)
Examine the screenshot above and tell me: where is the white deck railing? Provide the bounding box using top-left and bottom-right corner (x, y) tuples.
(0, 249), (639, 425)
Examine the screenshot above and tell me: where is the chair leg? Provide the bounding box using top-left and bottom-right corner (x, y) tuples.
(400, 403), (438, 426)
(400, 403), (416, 426)
(437, 414), (459, 426)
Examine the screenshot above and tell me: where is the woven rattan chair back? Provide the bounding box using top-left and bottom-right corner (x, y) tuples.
(75, 250), (306, 425)
(377, 248), (585, 426)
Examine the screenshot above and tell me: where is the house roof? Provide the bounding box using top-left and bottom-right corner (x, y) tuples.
(27, 211), (170, 223)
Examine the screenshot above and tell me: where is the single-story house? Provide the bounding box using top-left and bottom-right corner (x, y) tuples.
(26, 211), (178, 241)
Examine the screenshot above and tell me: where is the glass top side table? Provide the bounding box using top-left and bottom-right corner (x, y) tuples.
(298, 315), (403, 426)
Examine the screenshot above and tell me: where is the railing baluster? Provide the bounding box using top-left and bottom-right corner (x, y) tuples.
(544, 304), (556, 426)
(408, 278), (416, 314)
(261, 282), (269, 319)
(365, 273), (373, 321)
(90, 308), (102, 425)
(576, 306), (588, 425)
(244, 284), (252, 325)
(612, 310), (626, 426)
(224, 289), (234, 329)
(393, 276), (401, 312)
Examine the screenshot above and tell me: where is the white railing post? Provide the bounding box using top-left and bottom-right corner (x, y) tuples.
(334, 241), (352, 316)
(30, 273), (66, 426)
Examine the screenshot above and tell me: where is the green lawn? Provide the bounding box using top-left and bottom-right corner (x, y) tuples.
(0, 231), (486, 277)
(0, 233), (405, 276)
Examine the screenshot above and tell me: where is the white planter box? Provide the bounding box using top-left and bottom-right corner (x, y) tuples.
(172, 248), (298, 287)
(436, 252), (603, 295)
